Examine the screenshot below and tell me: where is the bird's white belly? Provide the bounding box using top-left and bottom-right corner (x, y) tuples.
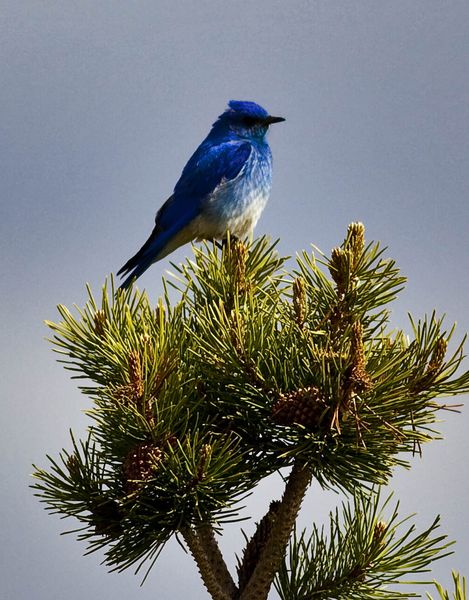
(190, 151), (271, 241)
(190, 187), (269, 241)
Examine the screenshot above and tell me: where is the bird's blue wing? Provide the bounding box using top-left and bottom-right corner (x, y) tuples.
(154, 140), (252, 231)
(118, 140), (252, 288)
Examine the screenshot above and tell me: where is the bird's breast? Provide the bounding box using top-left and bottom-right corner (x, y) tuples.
(192, 149), (272, 240)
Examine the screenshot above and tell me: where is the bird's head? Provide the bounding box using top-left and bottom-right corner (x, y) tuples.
(212, 100), (285, 140)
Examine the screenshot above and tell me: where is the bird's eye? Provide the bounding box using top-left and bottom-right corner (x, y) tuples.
(242, 116), (258, 127)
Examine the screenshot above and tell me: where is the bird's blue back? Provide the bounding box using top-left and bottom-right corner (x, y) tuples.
(118, 100), (283, 288)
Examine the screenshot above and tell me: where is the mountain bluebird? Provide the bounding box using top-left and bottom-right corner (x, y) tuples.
(118, 100), (284, 288)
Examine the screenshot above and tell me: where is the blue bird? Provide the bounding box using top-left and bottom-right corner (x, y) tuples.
(117, 100), (285, 289)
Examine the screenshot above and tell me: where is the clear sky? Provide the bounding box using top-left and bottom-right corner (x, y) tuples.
(2, 2), (468, 598)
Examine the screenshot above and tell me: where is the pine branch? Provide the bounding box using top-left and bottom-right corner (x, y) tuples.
(237, 500), (281, 592)
(198, 524), (238, 598)
(239, 461), (312, 600)
(181, 526), (232, 600)
(275, 489), (453, 600)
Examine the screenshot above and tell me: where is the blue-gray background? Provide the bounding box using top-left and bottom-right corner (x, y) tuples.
(2, 2), (468, 598)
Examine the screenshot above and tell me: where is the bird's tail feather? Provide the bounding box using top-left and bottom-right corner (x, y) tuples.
(117, 223), (160, 278)
(119, 256), (157, 289)
(117, 211), (197, 289)
(118, 225), (170, 289)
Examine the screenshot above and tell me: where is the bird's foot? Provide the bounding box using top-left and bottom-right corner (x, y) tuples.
(213, 235), (239, 251)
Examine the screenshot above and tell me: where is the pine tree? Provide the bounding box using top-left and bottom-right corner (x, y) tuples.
(33, 224), (469, 599)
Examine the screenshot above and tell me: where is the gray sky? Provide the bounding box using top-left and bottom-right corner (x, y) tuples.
(2, 2), (469, 598)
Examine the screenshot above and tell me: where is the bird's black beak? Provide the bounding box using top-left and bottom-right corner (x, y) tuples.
(264, 115), (286, 126)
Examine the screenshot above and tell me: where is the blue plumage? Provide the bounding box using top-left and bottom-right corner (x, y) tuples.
(117, 100), (284, 288)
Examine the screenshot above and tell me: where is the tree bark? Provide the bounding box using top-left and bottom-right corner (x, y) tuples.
(239, 461), (312, 600)
(181, 526), (232, 600)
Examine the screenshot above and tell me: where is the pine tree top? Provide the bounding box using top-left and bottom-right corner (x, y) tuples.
(33, 224), (469, 598)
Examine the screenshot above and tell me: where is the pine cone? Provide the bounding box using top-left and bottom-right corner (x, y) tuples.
(122, 442), (162, 494)
(272, 386), (328, 429)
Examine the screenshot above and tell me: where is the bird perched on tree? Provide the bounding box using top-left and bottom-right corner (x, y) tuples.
(117, 100), (285, 289)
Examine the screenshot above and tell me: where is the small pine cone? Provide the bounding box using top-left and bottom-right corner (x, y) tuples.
(373, 520), (387, 545)
(329, 247), (350, 296)
(123, 442), (162, 494)
(93, 310), (107, 337)
(346, 222), (365, 270)
(196, 444), (212, 481)
(427, 337), (447, 376)
(128, 350), (144, 399)
(347, 322), (373, 393)
(272, 386), (328, 429)
(232, 239), (248, 293)
(66, 453), (81, 478)
(293, 277), (306, 327)
(112, 383), (135, 403)
(410, 337), (448, 393)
